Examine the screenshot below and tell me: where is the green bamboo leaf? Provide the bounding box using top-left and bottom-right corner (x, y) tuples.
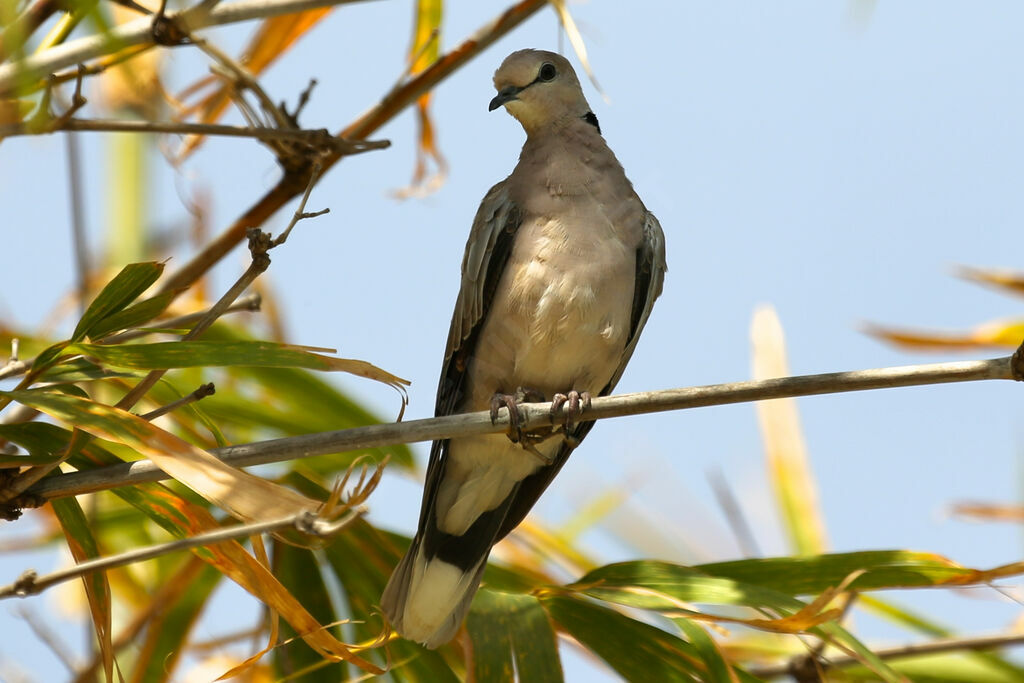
(68, 340), (409, 390)
(37, 357), (143, 384)
(846, 652), (1023, 683)
(86, 290), (177, 341)
(573, 561), (800, 612)
(540, 593), (704, 681)
(72, 262), (164, 342)
(0, 422), (73, 467)
(467, 590), (562, 683)
(696, 551), (972, 593)
(673, 618), (749, 683)
(30, 341), (70, 373)
(274, 544), (348, 681)
(52, 495), (115, 682)
(570, 560), (905, 683)
(578, 553), (975, 605)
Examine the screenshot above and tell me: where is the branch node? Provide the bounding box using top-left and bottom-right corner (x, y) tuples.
(12, 570), (37, 597)
(245, 228), (274, 271)
(151, 0), (193, 46)
(25, 67), (87, 135)
(139, 382), (216, 421)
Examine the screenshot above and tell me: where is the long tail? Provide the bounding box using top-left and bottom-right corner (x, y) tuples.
(381, 537), (490, 649)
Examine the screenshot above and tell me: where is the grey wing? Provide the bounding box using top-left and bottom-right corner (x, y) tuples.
(602, 209), (667, 393)
(495, 209), (667, 540)
(415, 181), (523, 534)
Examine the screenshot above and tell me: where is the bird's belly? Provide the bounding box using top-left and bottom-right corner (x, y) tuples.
(465, 239), (635, 407)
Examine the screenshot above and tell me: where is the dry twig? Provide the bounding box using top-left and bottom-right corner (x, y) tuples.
(0, 507), (364, 599)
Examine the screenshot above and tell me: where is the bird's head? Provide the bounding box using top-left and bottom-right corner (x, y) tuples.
(489, 49), (596, 134)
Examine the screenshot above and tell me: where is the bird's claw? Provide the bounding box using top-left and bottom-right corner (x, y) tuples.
(489, 388), (555, 464)
(550, 390), (592, 433)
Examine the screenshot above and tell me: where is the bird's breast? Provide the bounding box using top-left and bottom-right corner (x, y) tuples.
(465, 214), (635, 406)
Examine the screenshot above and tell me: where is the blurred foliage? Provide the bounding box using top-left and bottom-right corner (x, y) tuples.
(1, 0), (1023, 681)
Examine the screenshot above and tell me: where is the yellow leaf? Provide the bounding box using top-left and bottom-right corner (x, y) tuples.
(393, 0), (447, 198)
(952, 502), (1024, 522)
(957, 264), (1024, 297)
(751, 305), (828, 555)
(865, 317), (1024, 351)
(14, 390), (318, 524)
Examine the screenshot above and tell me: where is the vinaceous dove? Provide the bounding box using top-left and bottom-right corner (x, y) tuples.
(381, 49), (667, 648)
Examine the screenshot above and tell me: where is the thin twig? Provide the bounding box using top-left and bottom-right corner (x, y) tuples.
(25, 354), (1020, 501)
(0, 117), (389, 156)
(274, 161), (325, 246)
(707, 467), (761, 558)
(15, 606), (81, 672)
(138, 382), (215, 421)
(748, 632), (1024, 678)
(0, 0), (380, 95)
(101, 292), (262, 344)
(0, 507), (363, 600)
(192, 36), (290, 130)
(65, 132), (89, 316)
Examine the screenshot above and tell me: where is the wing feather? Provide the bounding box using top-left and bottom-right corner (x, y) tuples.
(415, 181), (523, 536)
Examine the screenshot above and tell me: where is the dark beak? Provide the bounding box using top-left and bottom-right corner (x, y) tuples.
(488, 85), (521, 111)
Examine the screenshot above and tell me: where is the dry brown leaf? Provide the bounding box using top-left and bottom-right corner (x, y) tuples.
(157, 489), (385, 674)
(952, 502), (1024, 522)
(957, 264), (1024, 297)
(216, 536), (280, 680)
(549, 0), (606, 100)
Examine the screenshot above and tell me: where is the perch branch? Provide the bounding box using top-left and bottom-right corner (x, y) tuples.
(25, 354), (1020, 501)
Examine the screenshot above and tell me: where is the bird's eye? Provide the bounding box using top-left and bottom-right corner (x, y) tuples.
(538, 62), (557, 82)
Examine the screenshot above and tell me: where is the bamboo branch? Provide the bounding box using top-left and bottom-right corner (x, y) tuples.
(0, 117), (390, 156)
(25, 354), (1021, 502)
(0, 507), (363, 600)
(0, 0), (380, 95)
(138, 382), (215, 421)
(748, 632), (1024, 678)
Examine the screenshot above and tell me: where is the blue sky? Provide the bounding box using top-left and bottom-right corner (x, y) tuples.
(2, 1), (1023, 679)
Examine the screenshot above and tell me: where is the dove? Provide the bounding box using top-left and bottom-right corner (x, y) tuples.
(382, 48), (666, 648)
